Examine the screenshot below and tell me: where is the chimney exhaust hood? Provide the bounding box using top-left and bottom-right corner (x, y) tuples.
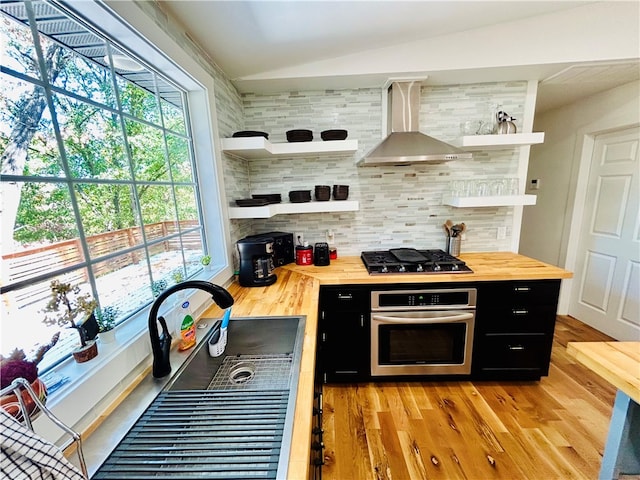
(358, 81), (472, 166)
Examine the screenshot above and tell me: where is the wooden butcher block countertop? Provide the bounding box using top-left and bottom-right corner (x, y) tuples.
(567, 341), (640, 404)
(202, 252), (572, 479)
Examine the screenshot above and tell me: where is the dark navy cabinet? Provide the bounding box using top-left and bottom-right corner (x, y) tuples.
(473, 280), (561, 380)
(317, 286), (370, 383)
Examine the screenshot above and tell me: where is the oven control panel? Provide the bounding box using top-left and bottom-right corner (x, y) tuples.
(372, 288), (477, 310)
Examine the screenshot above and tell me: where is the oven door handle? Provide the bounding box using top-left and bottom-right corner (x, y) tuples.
(371, 312), (474, 323)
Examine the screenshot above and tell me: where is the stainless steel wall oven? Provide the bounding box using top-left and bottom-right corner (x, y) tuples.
(370, 288), (477, 376)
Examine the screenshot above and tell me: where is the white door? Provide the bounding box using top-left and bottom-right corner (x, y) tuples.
(569, 126), (640, 340)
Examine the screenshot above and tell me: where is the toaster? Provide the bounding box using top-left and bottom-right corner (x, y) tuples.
(314, 242), (330, 266)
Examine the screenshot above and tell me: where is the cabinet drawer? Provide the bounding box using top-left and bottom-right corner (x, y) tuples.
(478, 305), (557, 333)
(478, 280), (561, 307)
(323, 369), (368, 383)
(320, 287), (368, 311)
(476, 333), (551, 369)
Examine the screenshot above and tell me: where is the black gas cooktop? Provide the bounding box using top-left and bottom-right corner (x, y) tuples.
(361, 248), (473, 275)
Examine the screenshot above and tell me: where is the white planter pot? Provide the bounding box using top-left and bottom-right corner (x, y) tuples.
(99, 330), (116, 344)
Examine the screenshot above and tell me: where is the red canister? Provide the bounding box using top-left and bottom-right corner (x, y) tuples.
(296, 243), (313, 265)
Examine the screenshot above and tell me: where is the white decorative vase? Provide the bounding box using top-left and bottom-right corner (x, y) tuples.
(99, 330), (116, 344)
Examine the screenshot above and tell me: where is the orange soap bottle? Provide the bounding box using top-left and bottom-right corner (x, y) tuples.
(178, 300), (196, 351)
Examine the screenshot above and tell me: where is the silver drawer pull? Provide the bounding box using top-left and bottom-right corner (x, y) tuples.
(514, 287), (531, 292)
(508, 345), (525, 351)
(337, 293), (353, 300)
(512, 309), (529, 315)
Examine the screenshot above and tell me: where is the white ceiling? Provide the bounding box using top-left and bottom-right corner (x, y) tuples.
(161, 1), (640, 113)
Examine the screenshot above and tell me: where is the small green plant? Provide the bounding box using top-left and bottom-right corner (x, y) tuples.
(96, 305), (120, 333)
(171, 268), (184, 284)
(42, 280), (98, 347)
(151, 279), (168, 298)
(201, 255), (211, 266)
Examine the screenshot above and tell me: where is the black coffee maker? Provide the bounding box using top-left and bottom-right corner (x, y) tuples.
(237, 236), (277, 287)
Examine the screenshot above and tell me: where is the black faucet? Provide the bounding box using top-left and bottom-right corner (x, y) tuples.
(148, 280), (234, 378)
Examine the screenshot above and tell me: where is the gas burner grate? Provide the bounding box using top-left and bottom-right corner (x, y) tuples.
(361, 249), (473, 275)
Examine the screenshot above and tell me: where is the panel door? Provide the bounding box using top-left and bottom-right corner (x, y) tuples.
(569, 126), (640, 340)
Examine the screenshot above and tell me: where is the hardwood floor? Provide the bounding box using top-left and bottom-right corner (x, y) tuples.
(321, 316), (617, 480)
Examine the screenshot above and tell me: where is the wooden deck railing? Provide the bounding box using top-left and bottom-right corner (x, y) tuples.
(2, 221), (201, 308)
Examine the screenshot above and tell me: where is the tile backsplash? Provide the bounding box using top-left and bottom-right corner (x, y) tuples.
(226, 82), (527, 255)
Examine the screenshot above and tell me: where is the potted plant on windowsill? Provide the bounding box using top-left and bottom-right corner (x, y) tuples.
(42, 280), (99, 363)
(0, 333), (59, 420)
(201, 254), (212, 272)
(171, 269), (184, 284)
(96, 306), (119, 344)
(152, 279), (168, 298)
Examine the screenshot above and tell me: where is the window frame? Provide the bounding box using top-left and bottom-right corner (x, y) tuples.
(1, 0), (231, 369)
(0, 0), (232, 440)
(64, 0), (234, 321)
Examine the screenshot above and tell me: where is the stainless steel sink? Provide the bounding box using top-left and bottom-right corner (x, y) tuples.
(166, 316), (303, 391)
(92, 316), (305, 480)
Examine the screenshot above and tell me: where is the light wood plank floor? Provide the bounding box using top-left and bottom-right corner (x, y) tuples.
(322, 316), (617, 480)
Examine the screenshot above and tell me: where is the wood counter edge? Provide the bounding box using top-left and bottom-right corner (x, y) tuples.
(567, 341), (640, 404)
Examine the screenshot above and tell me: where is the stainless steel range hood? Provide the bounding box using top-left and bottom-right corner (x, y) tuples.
(358, 81), (472, 166)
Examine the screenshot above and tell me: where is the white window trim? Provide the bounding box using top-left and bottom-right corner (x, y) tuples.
(33, 1), (233, 443)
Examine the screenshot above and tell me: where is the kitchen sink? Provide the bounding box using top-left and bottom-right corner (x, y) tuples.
(92, 316), (305, 480)
(165, 316), (303, 391)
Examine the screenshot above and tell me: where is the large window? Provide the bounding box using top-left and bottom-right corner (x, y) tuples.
(1, 0), (210, 370)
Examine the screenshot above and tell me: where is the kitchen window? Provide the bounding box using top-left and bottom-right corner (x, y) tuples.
(0, 0), (225, 371)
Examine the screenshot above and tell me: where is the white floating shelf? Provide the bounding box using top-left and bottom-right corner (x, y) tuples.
(221, 137), (358, 159)
(452, 132), (545, 151)
(229, 200), (359, 219)
(443, 195), (537, 208)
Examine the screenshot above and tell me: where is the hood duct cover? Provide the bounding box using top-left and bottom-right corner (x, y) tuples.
(359, 81), (472, 166)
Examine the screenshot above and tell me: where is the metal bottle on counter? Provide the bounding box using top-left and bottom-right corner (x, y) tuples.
(295, 242), (313, 265)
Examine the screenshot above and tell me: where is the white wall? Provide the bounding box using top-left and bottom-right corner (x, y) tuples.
(520, 80), (640, 313)
(242, 2), (639, 88)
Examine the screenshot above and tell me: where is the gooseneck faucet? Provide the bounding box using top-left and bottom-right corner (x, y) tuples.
(148, 280), (234, 378)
